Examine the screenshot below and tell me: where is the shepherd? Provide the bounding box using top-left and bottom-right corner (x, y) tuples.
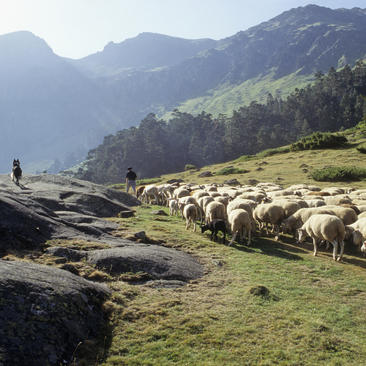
(11, 159), (22, 184)
(126, 167), (137, 195)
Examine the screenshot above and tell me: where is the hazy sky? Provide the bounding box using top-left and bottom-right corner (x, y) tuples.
(0, 0), (365, 59)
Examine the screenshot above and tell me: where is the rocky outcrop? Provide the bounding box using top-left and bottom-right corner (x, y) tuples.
(0, 174), (139, 250)
(0, 260), (110, 366)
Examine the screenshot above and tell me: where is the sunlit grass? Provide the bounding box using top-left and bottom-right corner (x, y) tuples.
(100, 205), (366, 365)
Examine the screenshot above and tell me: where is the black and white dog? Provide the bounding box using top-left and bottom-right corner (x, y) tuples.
(11, 159), (22, 184)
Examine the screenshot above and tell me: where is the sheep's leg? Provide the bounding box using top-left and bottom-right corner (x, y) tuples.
(332, 240), (338, 261)
(313, 238), (318, 256)
(222, 230), (226, 245)
(229, 231), (238, 246)
(192, 221), (196, 232)
(337, 240), (344, 262)
(247, 229), (251, 246)
(185, 219), (190, 230)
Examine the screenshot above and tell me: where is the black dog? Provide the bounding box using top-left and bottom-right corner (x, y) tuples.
(11, 159), (22, 184)
(201, 219), (227, 244)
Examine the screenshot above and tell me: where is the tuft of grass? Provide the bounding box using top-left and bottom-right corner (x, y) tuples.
(256, 146), (291, 157)
(184, 164), (197, 171)
(356, 143), (366, 154)
(311, 166), (366, 182)
(215, 167), (249, 175)
(291, 132), (348, 151)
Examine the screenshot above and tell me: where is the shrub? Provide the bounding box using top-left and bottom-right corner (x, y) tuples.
(311, 166), (366, 182)
(356, 143), (366, 154)
(185, 164), (197, 171)
(256, 147), (290, 158)
(291, 132), (347, 151)
(215, 167), (249, 175)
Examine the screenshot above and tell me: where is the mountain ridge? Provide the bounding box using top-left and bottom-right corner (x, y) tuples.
(1, 5), (366, 174)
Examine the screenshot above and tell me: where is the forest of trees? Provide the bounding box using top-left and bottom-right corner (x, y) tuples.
(75, 62), (366, 184)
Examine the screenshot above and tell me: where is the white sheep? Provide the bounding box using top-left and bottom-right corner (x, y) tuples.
(183, 204), (198, 232)
(253, 203), (285, 235)
(347, 218), (366, 253)
(282, 207), (337, 237)
(168, 199), (179, 216)
(140, 184), (159, 204)
(358, 211), (366, 219)
(297, 214), (345, 261)
(228, 209), (252, 246)
(205, 201), (226, 224)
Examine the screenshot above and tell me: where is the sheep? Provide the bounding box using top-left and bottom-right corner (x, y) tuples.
(347, 218), (366, 251)
(272, 199), (301, 219)
(322, 206), (358, 225)
(201, 219), (226, 244)
(178, 196), (198, 216)
(228, 209), (252, 246)
(214, 195), (230, 207)
(357, 205), (366, 213)
(344, 225), (363, 249)
(183, 204), (198, 232)
(253, 203), (285, 236)
(297, 214), (345, 261)
(227, 199), (253, 217)
(136, 185), (145, 199)
(304, 199), (326, 208)
(205, 201), (226, 224)
(192, 190), (209, 200)
(197, 196), (215, 221)
(168, 199), (179, 216)
(323, 195), (352, 206)
(281, 207), (335, 236)
(140, 184), (159, 204)
(358, 211), (366, 219)
(174, 187), (190, 199)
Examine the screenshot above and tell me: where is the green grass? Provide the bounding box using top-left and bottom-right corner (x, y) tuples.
(356, 143), (366, 154)
(161, 71), (314, 119)
(96, 205), (366, 366)
(215, 167), (250, 175)
(311, 166), (366, 182)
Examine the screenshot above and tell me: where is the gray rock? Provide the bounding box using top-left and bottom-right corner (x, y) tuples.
(134, 231), (147, 241)
(0, 260), (110, 366)
(248, 179), (259, 185)
(45, 246), (87, 262)
(166, 179), (184, 184)
(118, 210), (135, 218)
(224, 178), (240, 186)
(87, 246), (204, 282)
(151, 209), (168, 216)
(198, 171), (213, 178)
(0, 174), (137, 250)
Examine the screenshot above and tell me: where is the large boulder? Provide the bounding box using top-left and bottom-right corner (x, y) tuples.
(14, 174), (140, 217)
(0, 174), (140, 250)
(86, 245), (204, 282)
(0, 260), (110, 366)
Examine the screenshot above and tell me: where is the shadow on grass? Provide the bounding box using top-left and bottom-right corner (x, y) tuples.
(229, 234), (305, 261)
(255, 237), (304, 261)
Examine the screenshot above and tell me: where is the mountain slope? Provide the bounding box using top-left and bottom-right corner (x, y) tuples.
(71, 32), (217, 78)
(0, 31), (121, 173)
(79, 4), (366, 123)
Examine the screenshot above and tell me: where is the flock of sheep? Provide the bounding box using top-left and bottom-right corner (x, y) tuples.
(138, 182), (366, 262)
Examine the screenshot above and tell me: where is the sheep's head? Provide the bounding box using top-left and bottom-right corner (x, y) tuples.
(352, 230), (363, 247)
(201, 225), (208, 234)
(281, 216), (295, 234)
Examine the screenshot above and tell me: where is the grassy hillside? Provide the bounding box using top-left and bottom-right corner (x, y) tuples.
(8, 122), (366, 365)
(163, 71), (314, 118)
(131, 121), (366, 190)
